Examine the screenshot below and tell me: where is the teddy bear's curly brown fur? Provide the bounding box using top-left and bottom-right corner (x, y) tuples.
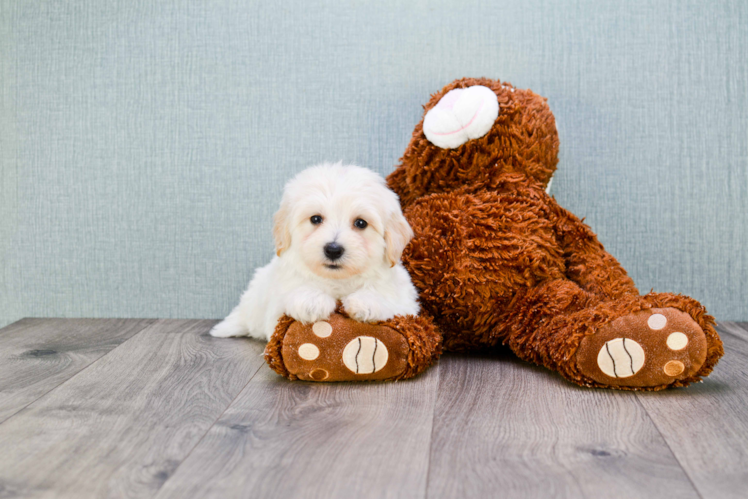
(266, 77), (723, 390)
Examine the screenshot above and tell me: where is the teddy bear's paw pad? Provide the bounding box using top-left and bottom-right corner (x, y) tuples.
(280, 314), (409, 382)
(342, 336), (389, 374)
(576, 308), (707, 388)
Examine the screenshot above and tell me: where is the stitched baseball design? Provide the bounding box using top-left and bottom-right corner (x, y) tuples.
(342, 336), (388, 374)
(596, 338), (645, 378)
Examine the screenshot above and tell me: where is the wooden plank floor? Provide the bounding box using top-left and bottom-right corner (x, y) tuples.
(0, 319), (746, 498)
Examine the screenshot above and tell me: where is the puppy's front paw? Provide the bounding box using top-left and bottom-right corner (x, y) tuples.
(285, 291), (337, 324)
(343, 294), (392, 323)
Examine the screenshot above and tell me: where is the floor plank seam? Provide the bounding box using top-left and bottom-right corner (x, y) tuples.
(423, 359), (441, 500)
(4, 320), (745, 497)
(634, 393), (704, 499)
(0, 318), (36, 338)
(153, 357), (268, 498)
(0, 319), (158, 427)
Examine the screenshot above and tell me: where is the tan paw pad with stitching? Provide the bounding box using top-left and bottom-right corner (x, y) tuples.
(596, 338), (645, 378)
(577, 308), (708, 388)
(342, 336), (388, 374)
(280, 313), (409, 382)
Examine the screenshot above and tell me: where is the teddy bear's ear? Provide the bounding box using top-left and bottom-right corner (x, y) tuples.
(384, 210), (414, 267)
(422, 85), (499, 149)
(272, 202), (292, 257)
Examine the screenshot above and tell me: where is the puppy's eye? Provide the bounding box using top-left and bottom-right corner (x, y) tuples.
(310, 215), (323, 225)
(354, 218), (368, 229)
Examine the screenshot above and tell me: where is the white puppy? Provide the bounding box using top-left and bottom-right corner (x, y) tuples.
(210, 162), (420, 341)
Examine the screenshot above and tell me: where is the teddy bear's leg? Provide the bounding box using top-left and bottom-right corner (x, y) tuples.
(264, 312), (442, 382)
(532, 199), (723, 389)
(549, 198), (641, 300)
(575, 293), (723, 389)
(502, 278), (723, 389)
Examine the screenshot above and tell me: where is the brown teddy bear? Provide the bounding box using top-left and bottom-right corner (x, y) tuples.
(265, 77), (723, 390)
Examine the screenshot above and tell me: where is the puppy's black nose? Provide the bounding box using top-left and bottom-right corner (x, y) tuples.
(324, 242), (344, 261)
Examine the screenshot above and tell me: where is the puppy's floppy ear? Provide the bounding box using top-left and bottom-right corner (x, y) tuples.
(384, 210), (414, 267)
(272, 202), (292, 257)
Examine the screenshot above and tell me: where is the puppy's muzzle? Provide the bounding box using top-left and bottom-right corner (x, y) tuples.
(323, 242), (345, 261)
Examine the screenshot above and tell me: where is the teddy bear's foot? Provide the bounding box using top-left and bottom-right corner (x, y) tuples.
(277, 314), (413, 381)
(576, 308), (708, 389)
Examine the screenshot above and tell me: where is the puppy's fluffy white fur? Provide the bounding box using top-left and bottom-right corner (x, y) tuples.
(210, 162), (420, 341)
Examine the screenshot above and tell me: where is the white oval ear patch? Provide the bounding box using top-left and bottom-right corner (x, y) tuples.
(423, 85), (499, 149)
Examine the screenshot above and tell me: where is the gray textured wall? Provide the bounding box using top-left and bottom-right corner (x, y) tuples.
(1, 0), (746, 327)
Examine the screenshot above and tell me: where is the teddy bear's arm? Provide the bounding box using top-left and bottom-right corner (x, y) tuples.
(548, 198), (639, 301)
